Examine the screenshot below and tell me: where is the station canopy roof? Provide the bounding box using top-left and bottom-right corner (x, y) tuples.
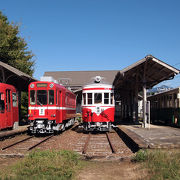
(113, 55), (180, 92)
(0, 61), (36, 91)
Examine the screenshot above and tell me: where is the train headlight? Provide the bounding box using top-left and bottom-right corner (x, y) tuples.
(51, 114), (56, 117)
(30, 84), (34, 88)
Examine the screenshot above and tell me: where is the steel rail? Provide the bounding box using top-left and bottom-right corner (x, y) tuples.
(2, 136), (33, 150)
(82, 133), (91, 154)
(106, 132), (116, 153)
(28, 135), (54, 151)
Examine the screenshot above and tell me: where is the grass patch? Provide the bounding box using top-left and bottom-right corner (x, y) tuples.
(0, 150), (82, 180)
(132, 149), (180, 180)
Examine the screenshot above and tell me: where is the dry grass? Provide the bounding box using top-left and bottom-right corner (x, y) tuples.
(132, 149), (180, 180)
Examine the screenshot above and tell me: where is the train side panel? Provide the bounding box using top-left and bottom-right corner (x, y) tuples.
(0, 83), (18, 130)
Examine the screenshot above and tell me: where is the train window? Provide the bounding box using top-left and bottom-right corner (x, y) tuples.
(6, 90), (11, 111)
(30, 90), (36, 105)
(111, 93), (114, 104)
(12, 93), (18, 107)
(94, 93), (102, 104)
(104, 93), (109, 104)
(83, 93), (86, 105)
(87, 93), (92, 105)
(48, 90), (54, 105)
(56, 90), (58, 105)
(0, 93), (5, 113)
(37, 90), (47, 105)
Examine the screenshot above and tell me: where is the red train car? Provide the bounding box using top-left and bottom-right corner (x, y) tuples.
(82, 76), (115, 131)
(28, 80), (76, 134)
(0, 83), (19, 130)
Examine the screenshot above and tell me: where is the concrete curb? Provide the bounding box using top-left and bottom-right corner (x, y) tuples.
(117, 126), (148, 149)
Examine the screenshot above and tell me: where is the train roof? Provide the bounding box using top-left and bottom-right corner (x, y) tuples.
(83, 83), (113, 89)
(29, 81), (75, 94)
(82, 76), (113, 89)
(0, 83), (17, 91)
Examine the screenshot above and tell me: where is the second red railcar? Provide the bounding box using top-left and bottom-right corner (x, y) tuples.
(28, 80), (76, 134)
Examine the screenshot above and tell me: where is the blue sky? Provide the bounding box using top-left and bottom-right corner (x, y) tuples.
(1, 0), (180, 87)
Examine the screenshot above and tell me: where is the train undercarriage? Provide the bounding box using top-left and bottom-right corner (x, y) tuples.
(83, 122), (112, 132)
(28, 118), (75, 134)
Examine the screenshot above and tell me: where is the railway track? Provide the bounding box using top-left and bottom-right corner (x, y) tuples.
(0, 135), (54, 156)
(73, 128), (131, 158)
(0, 123), (77, 157)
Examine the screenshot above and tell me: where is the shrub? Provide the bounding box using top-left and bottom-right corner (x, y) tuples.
(132, 149), (148, 162)
(0, 150), (81, 180)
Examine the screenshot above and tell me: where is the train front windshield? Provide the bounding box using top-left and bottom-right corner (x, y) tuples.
(30, 90), (54, 105)
(37, 90), (47, 105)
(82, 92), (114, 105)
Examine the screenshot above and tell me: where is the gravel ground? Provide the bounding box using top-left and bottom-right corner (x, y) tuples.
(0, 123), (135, 171)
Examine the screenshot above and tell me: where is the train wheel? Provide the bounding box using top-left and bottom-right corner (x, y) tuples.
(61, 124), (65, 131)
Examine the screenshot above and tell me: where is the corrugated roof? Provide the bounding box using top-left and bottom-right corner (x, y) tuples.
(0, 61), (36, 91)
(0, 61), (33, 78)
(113, 55), (180, 91)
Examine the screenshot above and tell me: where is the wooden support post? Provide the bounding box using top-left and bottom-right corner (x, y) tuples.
(135, 74), (139, 124)
(143, 83), (147, 128)
(135, 86), (139, 124)
(0, 67), (6, 83)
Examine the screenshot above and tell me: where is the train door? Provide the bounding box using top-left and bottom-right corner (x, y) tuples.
(0, 91), (6, 129)
(55, 90), (59, 121)
(59, 91), (63, 122)
(6, 89), (13, 127)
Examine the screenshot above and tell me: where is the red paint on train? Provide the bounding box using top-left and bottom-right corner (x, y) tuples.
(0, 83), (18, 130)
(82, 76), (115, 131)
(28, 81), (76, 134)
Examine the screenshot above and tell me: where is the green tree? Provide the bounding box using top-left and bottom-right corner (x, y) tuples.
(0, 11), (35, 122)
(0, 11), (34, 76)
